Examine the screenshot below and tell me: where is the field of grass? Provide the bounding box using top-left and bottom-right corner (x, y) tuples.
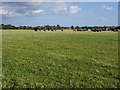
(2, 30), (119, 88)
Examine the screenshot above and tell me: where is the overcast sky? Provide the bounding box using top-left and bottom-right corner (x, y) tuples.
(0, 2), (118, 26)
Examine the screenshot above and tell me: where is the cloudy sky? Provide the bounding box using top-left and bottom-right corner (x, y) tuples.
(0, 2), (118, 26)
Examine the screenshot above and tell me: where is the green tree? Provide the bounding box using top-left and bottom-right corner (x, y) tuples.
(75, 26), (80, 29)
(71, 26), (74, 29)
(57, 24), (61, 29)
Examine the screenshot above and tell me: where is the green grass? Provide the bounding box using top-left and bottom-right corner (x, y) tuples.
(2, 30), (119, 88)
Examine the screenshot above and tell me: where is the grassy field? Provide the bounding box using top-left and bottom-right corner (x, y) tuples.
(2, 30), (119, 88)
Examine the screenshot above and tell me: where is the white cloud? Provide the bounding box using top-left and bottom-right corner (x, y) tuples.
(1, 2), (82, 17)
(52, 2), (68, 14)
(0, 7), (26, 17)
(8, 12), (27, 17)
(0, 4), (45, 17)
(0, 9), (8, 14)
(32, 9), (45, 14)
(102, 5), (113, 10)
(52, 4), (82, 15)
(69, 5), (81, 14)
(0, 6), (8, 14)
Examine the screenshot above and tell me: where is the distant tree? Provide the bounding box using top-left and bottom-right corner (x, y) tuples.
(81, 26), (88, 29)
(57, 24), (61, 29)
(23, 26), (26, 29)
(71, 26), (74, 29)
(46, 25), (53, 31)
(75, 26), (80, 30)
(62, 27), (69, 29)
(2, 24), (16, 29)
(1, 24), (4, 26)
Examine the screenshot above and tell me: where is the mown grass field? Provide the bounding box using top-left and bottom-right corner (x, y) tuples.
(2, 30), (119, 88)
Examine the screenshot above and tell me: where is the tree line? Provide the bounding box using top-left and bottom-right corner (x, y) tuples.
(0, 24), (120, 31)
(0, 24), (69, 30)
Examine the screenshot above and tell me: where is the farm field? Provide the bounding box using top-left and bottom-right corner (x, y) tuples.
(2, 30), (119, 88)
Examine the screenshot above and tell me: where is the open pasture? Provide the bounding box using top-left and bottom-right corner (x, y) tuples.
(2, 30), (119, 88)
